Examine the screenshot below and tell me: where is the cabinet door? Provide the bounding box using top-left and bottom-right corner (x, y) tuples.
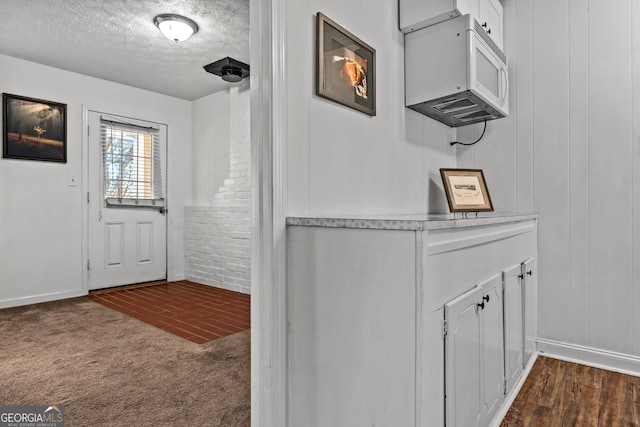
(522, 258), (537, 366)
(445, 285), (483, 427)
(457, 0), (480, 22)
(503, 264), (524, 393)
(479, 274), (505, 426)
(479, 0), (504, 49)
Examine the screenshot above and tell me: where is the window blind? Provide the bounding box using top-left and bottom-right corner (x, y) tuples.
(100, 116), (164, 209)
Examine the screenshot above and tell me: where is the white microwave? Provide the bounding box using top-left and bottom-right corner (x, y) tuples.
(404, 14), (509, 127)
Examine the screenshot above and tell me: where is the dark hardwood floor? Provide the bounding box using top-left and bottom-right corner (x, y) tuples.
(501, 356), (640, 426)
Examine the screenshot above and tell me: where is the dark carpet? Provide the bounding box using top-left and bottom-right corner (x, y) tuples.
(0, 297), (250, 426)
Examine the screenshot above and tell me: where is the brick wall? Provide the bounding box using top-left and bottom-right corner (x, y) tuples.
(184, 86), (251, 294)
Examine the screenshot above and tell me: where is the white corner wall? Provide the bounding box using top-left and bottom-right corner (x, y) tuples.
(191, 89), (231, 205)
(459, 0), (640, 365)
(185, 83), (251, 294)
(0, 54), (192, 308)
(286, 1), (457, 217)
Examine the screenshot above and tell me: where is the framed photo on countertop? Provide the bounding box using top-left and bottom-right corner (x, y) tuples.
(440, 168), (494, 212)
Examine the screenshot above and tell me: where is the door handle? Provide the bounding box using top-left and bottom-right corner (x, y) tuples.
(477, 295), (490, 311)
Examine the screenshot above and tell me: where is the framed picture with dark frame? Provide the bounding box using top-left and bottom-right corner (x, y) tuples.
(316, 12), (376, 116)
(2, 93), (67, 163)
(440, 168), (494, 212)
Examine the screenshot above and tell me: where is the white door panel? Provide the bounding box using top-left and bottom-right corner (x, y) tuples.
(479, 274), (505, 426)
(105, 222), (125, 267)
(88, 111), (167, 290)
(503, 263), (524, 392)
(136, 221), (154, 264)
(445, 285), (483, 427)
(522, 258), (537, 366)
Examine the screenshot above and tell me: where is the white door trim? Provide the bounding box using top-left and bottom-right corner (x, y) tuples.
(81, 105), (174, 292)
(250, 0), (288, 425)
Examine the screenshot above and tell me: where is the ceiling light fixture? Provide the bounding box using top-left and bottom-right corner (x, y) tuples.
(153, 14), (199, 42)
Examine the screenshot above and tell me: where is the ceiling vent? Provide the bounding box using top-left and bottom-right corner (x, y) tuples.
(203, 57), (250, 82)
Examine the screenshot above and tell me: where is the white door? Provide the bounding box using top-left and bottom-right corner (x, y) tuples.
(87, 111), (167, 290)
(445, 285), (483, 427)
(503, 264), (524, 392)
(479, 274), (505, 426)
(522, 258), (537, 366)
(479, 0), (504, 49)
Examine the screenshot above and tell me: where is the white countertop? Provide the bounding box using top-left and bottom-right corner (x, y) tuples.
(286, 212), (538, 231)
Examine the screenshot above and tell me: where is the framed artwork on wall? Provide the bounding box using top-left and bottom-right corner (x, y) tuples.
(2, 93), (67, 163)
(440, 168), (494, 212)
(316, 12), (376, 116)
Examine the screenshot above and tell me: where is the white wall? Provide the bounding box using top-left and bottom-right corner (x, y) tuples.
(186, 83), (251, 294)
(460, 0), (640, 360)
(286, 0), (456, 217)
(192, 89), (231, 205)
(0, 54), (191, 308)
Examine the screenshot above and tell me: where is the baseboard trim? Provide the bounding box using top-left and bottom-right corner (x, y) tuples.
(0, 290), (88, 309)
(536, 338), (640, 377)
(488, 353), (538, 427)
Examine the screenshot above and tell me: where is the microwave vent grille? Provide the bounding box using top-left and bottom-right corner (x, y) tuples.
(408, 90), (505, 127)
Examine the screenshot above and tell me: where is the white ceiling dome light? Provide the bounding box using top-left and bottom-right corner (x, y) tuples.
(153, 14), (199, 42)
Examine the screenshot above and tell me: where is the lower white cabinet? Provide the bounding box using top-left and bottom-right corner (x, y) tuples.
(445, 274), (504, 427)
(287, 214), (537, 427)
(446, 258), (537, 427)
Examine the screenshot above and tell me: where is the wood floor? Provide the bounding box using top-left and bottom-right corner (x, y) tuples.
(501, 356), (640, 426)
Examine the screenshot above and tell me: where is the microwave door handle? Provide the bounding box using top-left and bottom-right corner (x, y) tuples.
(501, 67), (509, 103)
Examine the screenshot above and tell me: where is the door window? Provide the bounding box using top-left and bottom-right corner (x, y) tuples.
(100, 118), (164, 208)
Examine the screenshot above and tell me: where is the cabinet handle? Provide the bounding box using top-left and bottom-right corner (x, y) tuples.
(477, 302), (485, 310)
(487, 29), (492, 34)
(518, 274), (524, 279)
(482, 22), (488, 27)
(527, 270), (533, 276)
(483, 295), (490, 303)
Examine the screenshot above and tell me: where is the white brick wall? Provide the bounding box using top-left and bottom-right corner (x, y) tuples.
(184, 86), (251, 294)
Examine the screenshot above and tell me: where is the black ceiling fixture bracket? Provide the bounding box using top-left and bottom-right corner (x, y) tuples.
(203, 57), (250, 82)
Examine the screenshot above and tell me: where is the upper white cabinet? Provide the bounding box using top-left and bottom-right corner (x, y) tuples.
(400, 0), (504, 50)
(479, 0), (504, 50)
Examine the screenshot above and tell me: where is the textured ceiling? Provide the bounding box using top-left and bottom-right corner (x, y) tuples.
(0, 0), (250, 100)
